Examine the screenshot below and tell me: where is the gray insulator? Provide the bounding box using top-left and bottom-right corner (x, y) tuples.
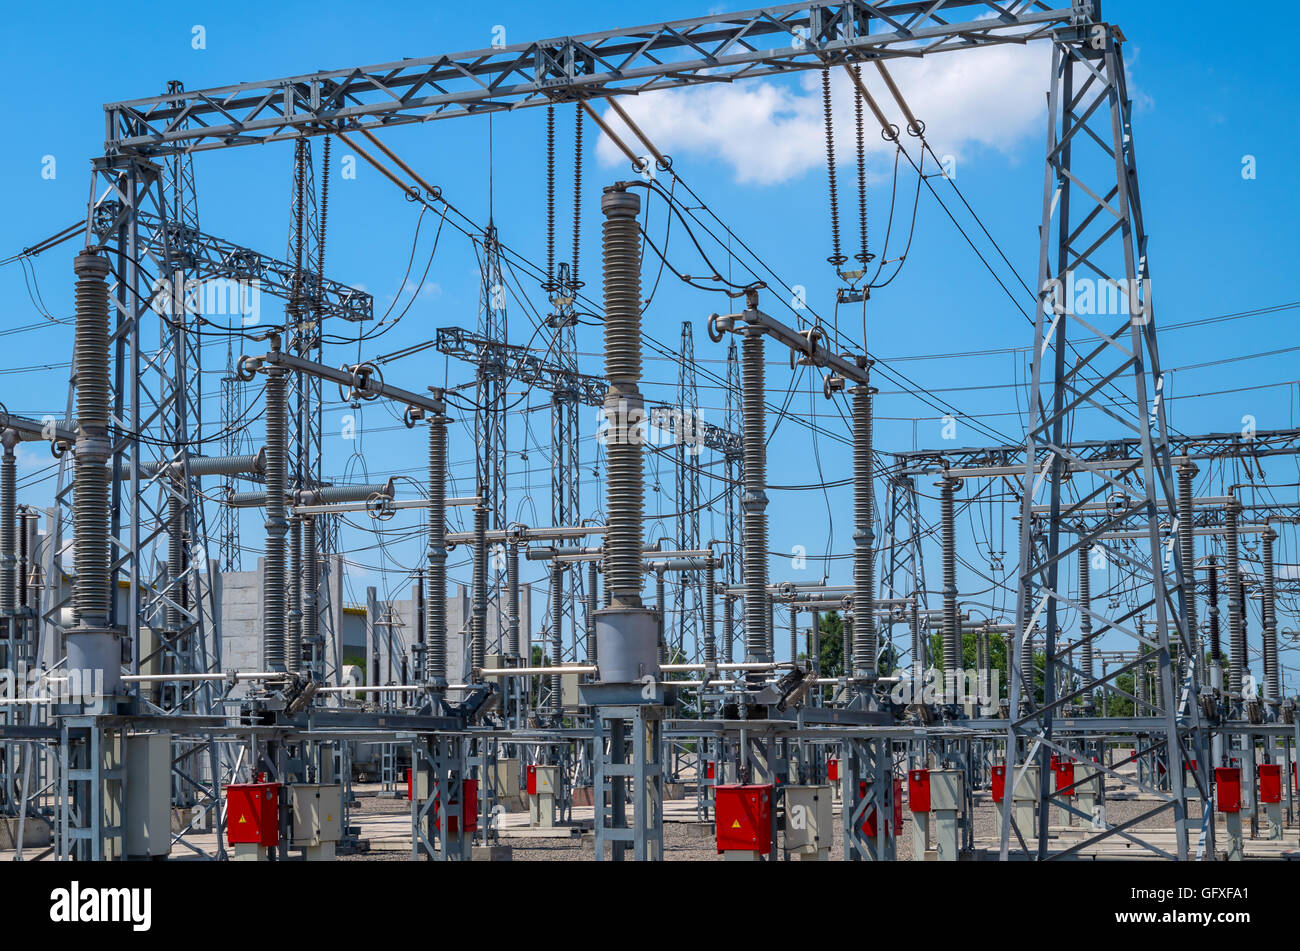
(227, 490), (271, 508)
(426, 409), (447, 688)
(142, 449), (265, 478)
(302, 515), (317, 673)
(844, 616), (853, 675)
(166, 481), (183, 632)
(551, 560), (564, 712)
(1, 442), (15, 615)
(1175, 465), (1198, 679)
(741, 329), (769, 688)
(600, 186), (646, 607)
(657, 569), (667, 663)
(1207, 559), (1222, 664)
(585, 559), (598, 663)
(509, 542), (522, 660)
(910, 596), (922, 673)
(1079, 545), (1095, 713)
(306, 479), (395, 505)
(789, 605), (798, 669)
(471, 501), (487, 673)
(940, 478), (959, 677)
(1224, 500), (1243, 696)
(766, 592), (774, 662)
(1019, 520), (1035, 702)
(287, 515), (301, 674)
(722, 596), (734, 664)
(852, 382), (876, 680)
(703, 559), (716, 668)
(1262, 527), (1279, 703)
(73, 251), (112, 627)
(262, 366), (289, 670)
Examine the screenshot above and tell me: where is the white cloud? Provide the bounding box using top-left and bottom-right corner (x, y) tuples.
(595, 44), (1050, 185)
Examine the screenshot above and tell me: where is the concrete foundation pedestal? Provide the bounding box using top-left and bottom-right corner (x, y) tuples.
(911, 812), (929, 862)
(231, 842), (270, 862)
(1222, 811), (1243, 861)
(1265, 801), (1282, 840)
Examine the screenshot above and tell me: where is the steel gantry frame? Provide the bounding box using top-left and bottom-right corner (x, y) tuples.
(100, 2), (1089, 156)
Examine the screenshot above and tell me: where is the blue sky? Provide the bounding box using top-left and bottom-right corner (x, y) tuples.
(1, 1), (1297, 687)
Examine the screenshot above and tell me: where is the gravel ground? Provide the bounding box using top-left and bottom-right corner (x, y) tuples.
(338, 786), (1276, 862)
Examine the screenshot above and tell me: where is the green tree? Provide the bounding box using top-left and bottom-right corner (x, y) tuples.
(1102, 672), (1136, 716)
(816, 611), (844, 677)
(925, 631), (1010, 700)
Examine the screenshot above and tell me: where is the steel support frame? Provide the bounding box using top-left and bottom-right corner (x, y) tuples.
(841, 734), (896, 860)
(592, 703), (666, 861)
(1002, 30), (1203, 861)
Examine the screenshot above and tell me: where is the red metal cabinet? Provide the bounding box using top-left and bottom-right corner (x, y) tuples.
(227, 782), (279, 847)
(1259, 764), (1282, 805)
(1054, 761), (1075, 797)
(908, 769), (931, 813)
(1215, 767), (1241, 813)
(715, 784), (773, 853)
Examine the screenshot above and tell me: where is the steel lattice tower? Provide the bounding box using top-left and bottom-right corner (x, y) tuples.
(477, 224), (509, 652)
